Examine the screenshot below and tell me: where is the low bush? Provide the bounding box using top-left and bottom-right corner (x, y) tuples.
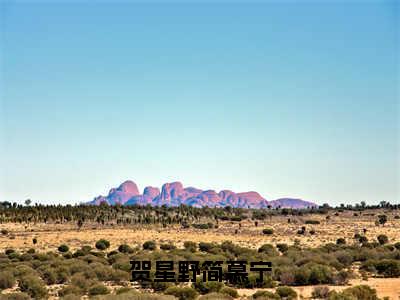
(58, 244), (69, 253)
(276, 243), (289, 253)
(220, 286), (238, 298)
(193, 223), (215, 229)
(377, 234), (389, 245)
(118, 244), (134, 253)
(374, 259), (400, 277)
(311, 286), (330, 299)
(88, 283), (109, 295)
(116, 287), (134, 294)
(252, 290), (279, 299)
(58, 285), (83, 297)
(258, 244), (279, 256)
(341, 285), (379, 300)
(305, 220), (320, 224)
(193, 279), (224, 294)
(143, 241), (156, 250)
(262, 228), (274, 235)
(198, 292), (233, 300)
(19, 275), (48, 299)
(183, 241), (197, 252)
(275, 286), (297, 300)
(160, 243), (176, 251)
(336, 238), (346, 245)
(0, 271), (16, 289)
(198, 242), (217, 253)
(70, 273), (96, 291)
(165, 286), (198, 300)
(95, 239), (111, 250)
(1, 292), (30, 300)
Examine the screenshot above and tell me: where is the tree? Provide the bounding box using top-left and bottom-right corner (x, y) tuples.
(24, 199), (31, 206)
(378, 215), (388, 226)
(77, 219), (84, 230)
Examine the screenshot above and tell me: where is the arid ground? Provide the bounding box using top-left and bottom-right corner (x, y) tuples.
(1, 209), (400, 299)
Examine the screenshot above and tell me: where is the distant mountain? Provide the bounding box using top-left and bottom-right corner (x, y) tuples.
(87, 180), (317, 209)
(269, 198), (317, 209)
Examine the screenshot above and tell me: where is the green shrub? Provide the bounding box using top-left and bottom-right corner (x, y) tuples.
(305, 220), (320, 224)
(198, 242), (217, 252)
(58, 285), (84, 297)
(19, 275), (48, 299)
(58, 244), (69, 253)
(118, 244), (134, 253)
(263, 228), (274, 235)
(165, 286), (198, 300)
(336, 238), (346, 245)
(394, 242), (400, 250)
(81, 245), (92, 253)
(309, 264), (333, 284)
(183, 241), (197, 252)
(258, 244), (279, 256)
(160, 243), (177, 250)
(276, 286), (297, 300)
(116, 287), (133, 294)
(198, 292), (233, 300)
(193, 279), (224, 294)
(252, 290), (279, 299)
(377, 215), (388, 226)
(377, 234), (389, 245)
(88, 283), (109, 295)
(294, 266), (311, 285)
(95, 239), (111, 250)
(110, 269), (129, 283)
(5, 249), (15, 255)
(341, 285), (379, 300)
(150, 281), (174, 292)
(20, 253), (33, 261)
(220, 286), (238, 298)
(1, 292), (30, 300)
(276, 243), (289, 253)
(54, 267), (69, 284)
(143, 240), (156, 250)
(374, 259), (400, 277)
(39, 267), (57, 285)
(91, 263), (113, 281)
(0, 271), (16, 289)
(70, 273), (96, 291)
(334, 270), (351, 285)
(311, 286), (330, 299)
(335, 251), (353, 266)
(72, 249), (85, 258)
(193, 223), (214, 229)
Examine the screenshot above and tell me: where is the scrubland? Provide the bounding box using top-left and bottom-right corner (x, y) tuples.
(0, 204), (399, 299)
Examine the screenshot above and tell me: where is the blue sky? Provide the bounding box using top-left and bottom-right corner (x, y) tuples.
(0, 1), (399, 205)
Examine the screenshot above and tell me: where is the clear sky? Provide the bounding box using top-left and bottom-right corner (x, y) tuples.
(0, 1), (399, 206)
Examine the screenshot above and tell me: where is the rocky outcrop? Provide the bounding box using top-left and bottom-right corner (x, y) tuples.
(268, 198), (317, 209)
(88, 180), (317, 209)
